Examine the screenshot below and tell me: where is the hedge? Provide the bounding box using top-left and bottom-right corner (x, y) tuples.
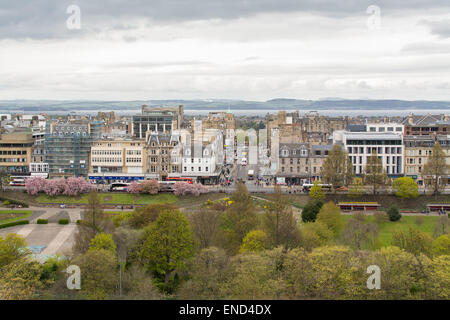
(0, 220), (29, 229)
(37, 219), (48, 224)
(0, 196), (29, 208)
(58, 219), (69, 225)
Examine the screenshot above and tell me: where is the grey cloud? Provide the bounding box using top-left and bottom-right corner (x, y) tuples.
(1, 0), (450, 40)
(420, 19), (450, 39)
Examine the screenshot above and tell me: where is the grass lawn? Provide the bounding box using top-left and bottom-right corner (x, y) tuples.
(0, 210), (33, 225)
(341, 215), (439, 246)
(36, 193), (177, 205)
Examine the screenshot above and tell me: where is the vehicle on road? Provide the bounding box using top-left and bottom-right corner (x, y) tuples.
(109, 182), (130, 192)
(166, 177), (193, 184)
(302, 183), (332, 192)
(248, 169), (254, 180)
(241, 158), (247, 166)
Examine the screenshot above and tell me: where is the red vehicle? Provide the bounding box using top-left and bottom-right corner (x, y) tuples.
(167, 177), (193, 184)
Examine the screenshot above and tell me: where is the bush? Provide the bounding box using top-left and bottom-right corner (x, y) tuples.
(0, 220), (29, 229)
(387, 205), (401, 222)
(0, 196), (29, 208)
(301, 200), (323, 223)
(58, 219), (69, 225)
(3, 200), (10, 206)
(37, 219), (48, 224)
(76, 220), (81, 225)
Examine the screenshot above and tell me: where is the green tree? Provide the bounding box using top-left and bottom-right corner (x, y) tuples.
(220, 183), (259, 254)
(89, 233), (117, 254)
(72, 249), (119, 299)
(221, 248), (287, 299)
(391, 227), (433, 257)
(392, 177), (419, 200)
(0, 258), (42, 300)
(433, 215), (449, 238)
(139, 209), (194, 291)
(74, 189), (113, 254)
(299, 221), (334, 251)
(347, 177), (364, 199)
(432, 234), (450, 256)
(341, 213), (379, 250)
(316, 201), (344, 238)
(177, 247), (230, 300)
(239, 230), (268, 253)
(263, 186), (301, 248)
(0, 234), (29, 268)
(301, 200), (323, 223)
(387, 205), (402, 222)
(321, 144), (354, 193)
(363, 150), (388, 196)
(189, 208), (222, 249)
(129, 203), (178, 229)
(309, 181), (325, 200)
(423, 143), (449, 199)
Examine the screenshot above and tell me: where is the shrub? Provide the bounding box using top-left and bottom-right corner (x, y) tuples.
(3, 200), (10, 206)
(0, 220), (29, 229)
(37, 219), (48, 224)
(76, 220), (81, 225)
(301, 200), (323, 223)
(387, 205), (401, 222)
(58, 219), (69, 225)
(0, 197), (29, 208)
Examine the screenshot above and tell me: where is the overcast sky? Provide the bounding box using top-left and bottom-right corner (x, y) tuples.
(1, 0), (450, 101)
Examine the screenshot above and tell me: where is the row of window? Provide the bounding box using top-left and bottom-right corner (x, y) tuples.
(0, 150), (27, 155)
(149, 165), (178, 173)
(183, 158), (210, 164)
(183, 166), (209, 172)
(92, 157), (122, 163)
(92, 150), (122, 155)
(348, 147), (402, 154)
(126, 158), (142, 163)
(30, 164), (49, 172)
(281, 166), (321, 173)
(0, 158), (27, 163)
(368, 127), (402, 132)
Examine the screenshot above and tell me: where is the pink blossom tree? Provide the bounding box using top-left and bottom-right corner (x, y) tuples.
(172, 182), (208, 196)
(127, 181), (143, 194)
(25, 177), (46, 195)
(63, 177), (93, 196)
(141, 179), (160, 195)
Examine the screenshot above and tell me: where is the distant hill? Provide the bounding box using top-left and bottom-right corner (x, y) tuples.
(0, 98), (449, 113)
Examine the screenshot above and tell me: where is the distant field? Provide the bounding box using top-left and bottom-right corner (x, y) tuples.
(0, 210), (33, 225)
(36, 193), (177, 205)
(341, 215), (439, 246)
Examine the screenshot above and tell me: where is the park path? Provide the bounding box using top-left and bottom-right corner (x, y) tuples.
(40, 224), (77, 255)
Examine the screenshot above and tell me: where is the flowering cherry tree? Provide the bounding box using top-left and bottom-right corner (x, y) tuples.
(25, 177), (93, 196)
(141, 179), (160, 195)
(25, 177), (46, 195)
(172, 182), (208, 196)
(127, 181), (143, 194)
(63, 177), (93, 196)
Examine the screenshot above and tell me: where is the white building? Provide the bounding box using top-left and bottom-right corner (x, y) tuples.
(181, 144), (219, 184)
(333, 130), (404, 177)
(366, 122), (404, 134)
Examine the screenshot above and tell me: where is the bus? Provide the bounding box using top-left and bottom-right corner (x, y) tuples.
(302, 183), (333, 192)
(9, 177), (26, 186)
(109, 182), (130, 192)
(167, 177), (193, 184)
